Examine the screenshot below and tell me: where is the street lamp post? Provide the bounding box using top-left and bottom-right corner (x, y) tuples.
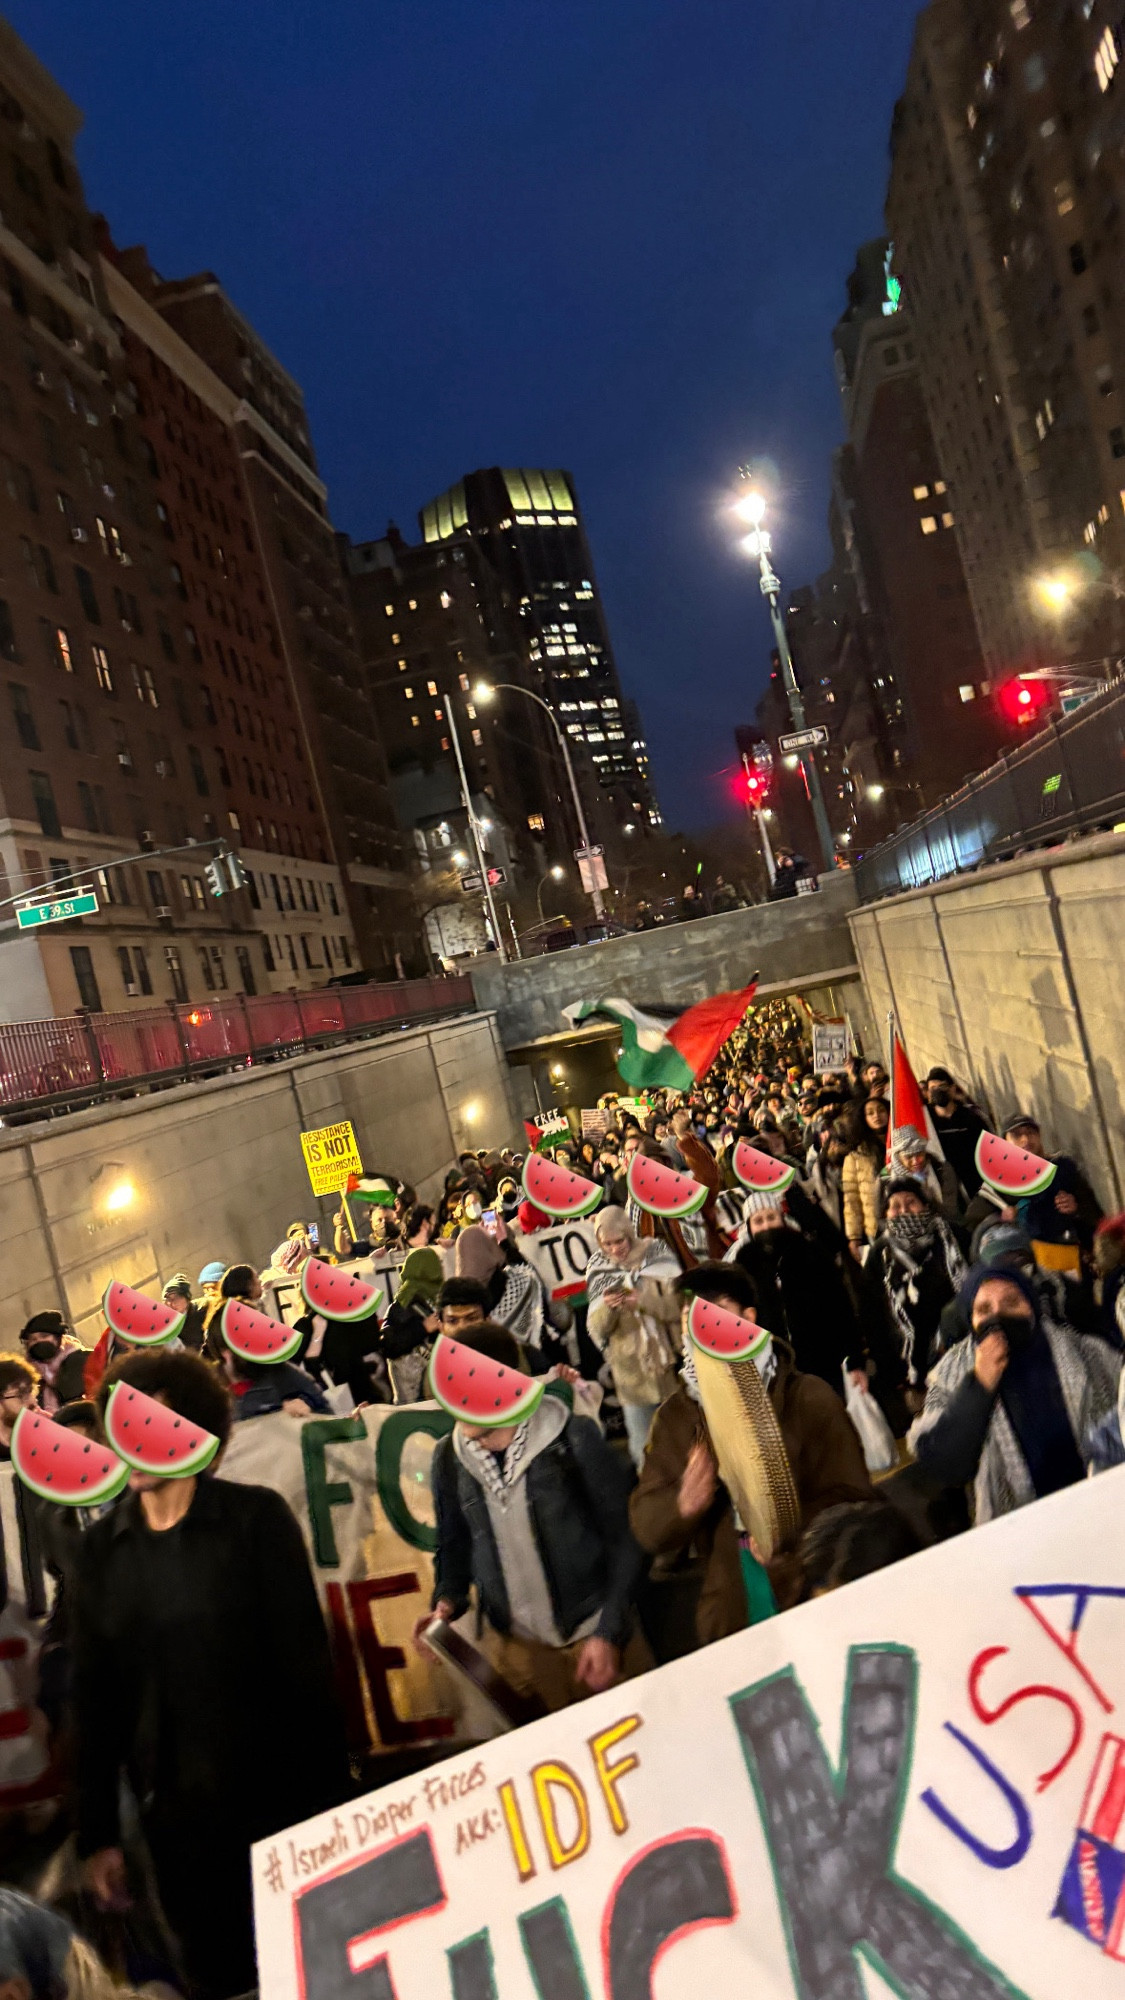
(474, 682), (607, 922)
(442, 693), (508, 962)
(537, 865), (566, 921)
(736, 481), (836, 875)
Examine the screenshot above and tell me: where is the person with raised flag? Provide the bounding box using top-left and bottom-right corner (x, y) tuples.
(563, 980), (759, 1095)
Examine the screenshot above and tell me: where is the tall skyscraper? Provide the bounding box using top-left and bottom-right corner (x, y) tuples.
(0, 24), (287, 1019)
(888, 0), (1125, 678)
(832, 238), (1000, 801)
(419, 469), (661, 849)
(116, 261), (416, 976)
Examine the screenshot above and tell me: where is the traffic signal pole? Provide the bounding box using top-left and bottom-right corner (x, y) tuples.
(443, 693), (508, 961)
(742, 753), (776, 886)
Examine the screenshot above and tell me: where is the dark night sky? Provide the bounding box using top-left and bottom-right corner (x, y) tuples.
(12, 0), (917, 828)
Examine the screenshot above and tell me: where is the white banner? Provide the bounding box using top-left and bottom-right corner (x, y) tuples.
(220, 1406), (495, 1755)
(253, 1465), (1125, 1998)
(0, 1469), (53, 1803)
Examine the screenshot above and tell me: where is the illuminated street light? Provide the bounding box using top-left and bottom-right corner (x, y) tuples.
(537, 865), (566, 921)
(734, 469), (835, 872)
(1036, 571), (1077, 614)
(470, 680), (606, 921)
(103, 1177), (135, 1215)
(737, 490), (767, 527)
(867, 784), (886, 802)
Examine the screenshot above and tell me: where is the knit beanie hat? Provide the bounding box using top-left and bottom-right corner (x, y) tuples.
(744, 1190), (786, 1216)
(396, 1247), (443, 1312)
(957, 1261), (1042, 1333)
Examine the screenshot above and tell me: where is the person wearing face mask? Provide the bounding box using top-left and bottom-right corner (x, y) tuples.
(860, 1182), (968, 1437)
(923, 1069), (988, 1198)
(726, 1193), (865, 1393)
(909, 1266), (1120, 1522)
(18, 1312), (87, 1411)
(629, 1264), (875, 1638)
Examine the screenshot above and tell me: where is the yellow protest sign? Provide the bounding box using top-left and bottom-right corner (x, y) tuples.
(299, 1120), (362, 1197)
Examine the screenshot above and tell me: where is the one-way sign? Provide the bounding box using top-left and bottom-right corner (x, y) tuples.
(779, 725), (829, 753)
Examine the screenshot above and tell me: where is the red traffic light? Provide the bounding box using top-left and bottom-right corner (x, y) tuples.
(998, 675), (1051, 727)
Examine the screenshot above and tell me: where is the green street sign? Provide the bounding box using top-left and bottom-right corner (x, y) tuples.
(16, 890), (99, 929)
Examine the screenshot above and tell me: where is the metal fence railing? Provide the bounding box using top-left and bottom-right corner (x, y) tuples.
(0, 975), (477, 1120)
(853, 678), (1125, 903)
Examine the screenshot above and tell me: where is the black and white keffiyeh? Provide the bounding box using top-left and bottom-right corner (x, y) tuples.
(460, 1421), (531, 1498)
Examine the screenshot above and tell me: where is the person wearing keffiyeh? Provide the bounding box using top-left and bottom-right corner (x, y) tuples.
(859, 1180), (968, 1437)
(630, 1264), (874, 1636)
(911, 1264), (1119, 1522)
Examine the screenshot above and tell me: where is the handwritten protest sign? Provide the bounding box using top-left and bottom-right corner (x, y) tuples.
(512, 1216), (598, 1303)
(253, 1466), (1125, 1998)
(301, 1121), (364, 1199)
(812, 1017), (850, 1074)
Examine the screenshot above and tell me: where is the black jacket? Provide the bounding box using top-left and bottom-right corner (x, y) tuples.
(294, 1310), (381, 1405)
(860, 1236), (962, 1435)
(731, 1226), (862, 1388)
(432, 1415), (644, 1648)
(72, 1477), (348, 1856)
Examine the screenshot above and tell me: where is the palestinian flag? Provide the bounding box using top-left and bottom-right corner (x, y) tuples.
(345, 1174), (396, 1207)
(886, 1031), (942, 1166)
(523, 1113), (570, 1152)
(563, 983), (758, 1092)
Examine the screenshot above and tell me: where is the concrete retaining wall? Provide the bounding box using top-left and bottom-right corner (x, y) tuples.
(472, 873), (863, 1047)
(0, 1011), (520, 1344)
(850, 830), (1125, 1211)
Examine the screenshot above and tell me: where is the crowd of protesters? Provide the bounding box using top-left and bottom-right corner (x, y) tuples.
(2, 992), (1124, 1998)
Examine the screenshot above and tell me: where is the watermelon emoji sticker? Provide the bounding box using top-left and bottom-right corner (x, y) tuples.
(687, 1295), (769, 1365)
(103, 1279), (186, 1347)
(975, 1131), (1056, 1199)
(11, 1408), (129, 1507)
(104, 1382), (219, 1478)
(427, 1334), (545, 1428)
(731, 1140), (795, 1196)
(625, 1151), (708, 1219)
(299, 1257), (382, 1323)
(521, 1151), (603, 1219)
(219, 1297), (302, 1366)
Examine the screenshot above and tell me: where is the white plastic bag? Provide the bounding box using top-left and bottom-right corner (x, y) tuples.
(843, 1368), (898, 1474)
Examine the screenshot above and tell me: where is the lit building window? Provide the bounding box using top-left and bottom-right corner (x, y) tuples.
(384, 604), (394, 616)
(440, 591), (453, 609)
(404, 686), (414, 698)
(959, 685), (976, 702)
(434, 709), (442, 721)
(913, 484), (930, 500)
(920, 516), (938, 534)
(941, 512), (955, 527)
(459, 674), (470, 691)
(528, 814), (545, 832)
(471, 728), (482, 745)
(1096, 24), (1120, 92)
(411, 714), (420, 728)
(426, 680), (438, 695)
(934, 479), (947, 494)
